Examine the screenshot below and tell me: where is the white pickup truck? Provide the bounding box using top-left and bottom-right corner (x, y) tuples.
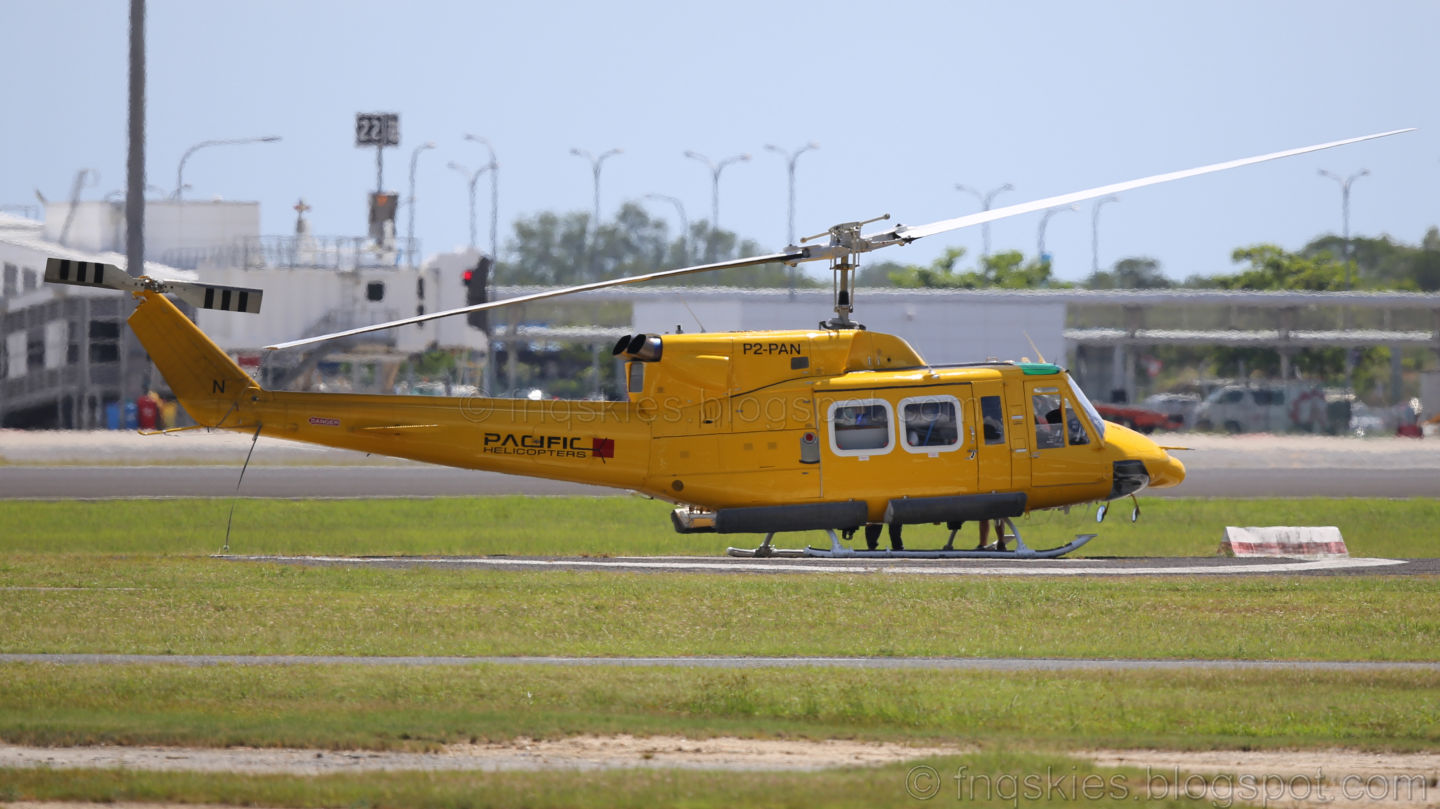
(1191, 383), (1336, 434)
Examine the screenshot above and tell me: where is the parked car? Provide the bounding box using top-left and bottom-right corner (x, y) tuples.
(1094, 403), (1183, 434)
(1141, 392), (1201, 428)
(1191, 382), (1340, 434)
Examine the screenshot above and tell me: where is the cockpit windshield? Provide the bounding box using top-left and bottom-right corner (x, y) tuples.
(1066, 373), (1107, 442)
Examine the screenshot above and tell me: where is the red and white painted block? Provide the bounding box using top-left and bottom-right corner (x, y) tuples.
(1219, 526), (1349, 559)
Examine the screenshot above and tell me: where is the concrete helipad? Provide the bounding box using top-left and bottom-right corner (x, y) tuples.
(216, 552), (1433, 576)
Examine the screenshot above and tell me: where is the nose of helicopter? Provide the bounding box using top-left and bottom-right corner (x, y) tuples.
(1147, 448), (1186, 489)
(1105, 423), (1186, 490)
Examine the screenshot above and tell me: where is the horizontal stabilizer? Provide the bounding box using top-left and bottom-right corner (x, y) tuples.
(43, 257), (261, 314)
(44, 258), (141, 292)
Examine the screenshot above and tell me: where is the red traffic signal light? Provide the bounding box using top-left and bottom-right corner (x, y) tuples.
(462, 270), (473, 285)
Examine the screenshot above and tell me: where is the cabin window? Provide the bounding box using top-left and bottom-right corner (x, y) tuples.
(827, 399), (893, 456)
(899, 395), (961, 454)
(980, 395), (1005, 444)
(1032, 391), (1065, 450)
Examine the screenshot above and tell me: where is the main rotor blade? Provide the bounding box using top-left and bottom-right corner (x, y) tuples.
(265, 250), (804, 351)
(878, 128), (1416, 243)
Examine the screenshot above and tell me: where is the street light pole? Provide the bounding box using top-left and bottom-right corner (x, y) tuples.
(643, 193), (689, 264)
(406, 141), (436, 270)
(1037, 205), (1078, 268)
(684, 150), (750, 231)
(1318, 169), (1368, 289)
(1091, 196), (1120, 276)
(448, 161), (490, 250)
(571, 147), (621, 233)
(954, 182), (1013, 259)
(172, 135), (281, 201)
(764, 142), (818, 246)
(464, 134), (500, 262)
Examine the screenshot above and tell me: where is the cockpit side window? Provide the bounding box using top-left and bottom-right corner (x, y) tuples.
(1065, 373), (1107, 442)
(1064, 399), (1090, 446)
(1032, 392), (1065, 450)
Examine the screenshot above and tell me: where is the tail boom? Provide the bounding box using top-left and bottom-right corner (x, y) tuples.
(129, 290), (650, 490)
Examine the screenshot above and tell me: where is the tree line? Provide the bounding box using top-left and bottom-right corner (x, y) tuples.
(500, 204), (1440, 294)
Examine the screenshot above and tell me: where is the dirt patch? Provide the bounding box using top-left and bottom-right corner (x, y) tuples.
(1085, 749), (1440, 808)
(1091, 748), (1440, 778)
(0, 735), (961, 775)
(6, 745), (1440, 809)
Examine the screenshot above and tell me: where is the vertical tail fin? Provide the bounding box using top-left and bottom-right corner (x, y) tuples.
(127, 290), (258, 426)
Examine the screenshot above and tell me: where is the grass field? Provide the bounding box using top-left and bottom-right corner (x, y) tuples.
(2, 559), (1438, 660)
(0, 751), (1233, 809)
(2, 497), (1438, 661)
(4, 495), (1440, 557)
(3, 663), (1437, 807)
(1, 495), (1436, 807)
(2, 664), (1435, 751)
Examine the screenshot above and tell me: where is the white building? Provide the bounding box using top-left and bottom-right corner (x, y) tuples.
(0, 199), (487, 428)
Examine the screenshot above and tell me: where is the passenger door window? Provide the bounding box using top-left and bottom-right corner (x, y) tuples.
(828, 399), (894, 457)
(899, 395), (962, 455)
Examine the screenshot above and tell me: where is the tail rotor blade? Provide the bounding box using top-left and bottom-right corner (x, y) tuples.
(165, 281), (263, 314)
(43, 258), (141, 293)
(44, 257), (262, 314)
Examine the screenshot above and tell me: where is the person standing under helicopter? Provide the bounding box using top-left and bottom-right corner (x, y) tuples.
(863, 522), (904, 551)
(943, 519), (1009, 552)
(976, 519), (1008, 552)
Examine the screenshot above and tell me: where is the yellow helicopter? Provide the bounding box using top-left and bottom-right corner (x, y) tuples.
(45, 129), (1410, 559)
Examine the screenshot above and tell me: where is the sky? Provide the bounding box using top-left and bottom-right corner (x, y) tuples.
(5, 1), (1438, 284)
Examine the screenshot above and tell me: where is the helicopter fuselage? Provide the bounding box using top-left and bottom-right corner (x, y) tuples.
(129, 291), (1184, 530)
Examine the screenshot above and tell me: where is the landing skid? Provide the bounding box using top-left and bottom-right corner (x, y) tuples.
(725, 518), (1097, 560)
(725, 532), (807, 558)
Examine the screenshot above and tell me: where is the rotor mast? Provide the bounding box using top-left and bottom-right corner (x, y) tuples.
(800, 213), (890, 330)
